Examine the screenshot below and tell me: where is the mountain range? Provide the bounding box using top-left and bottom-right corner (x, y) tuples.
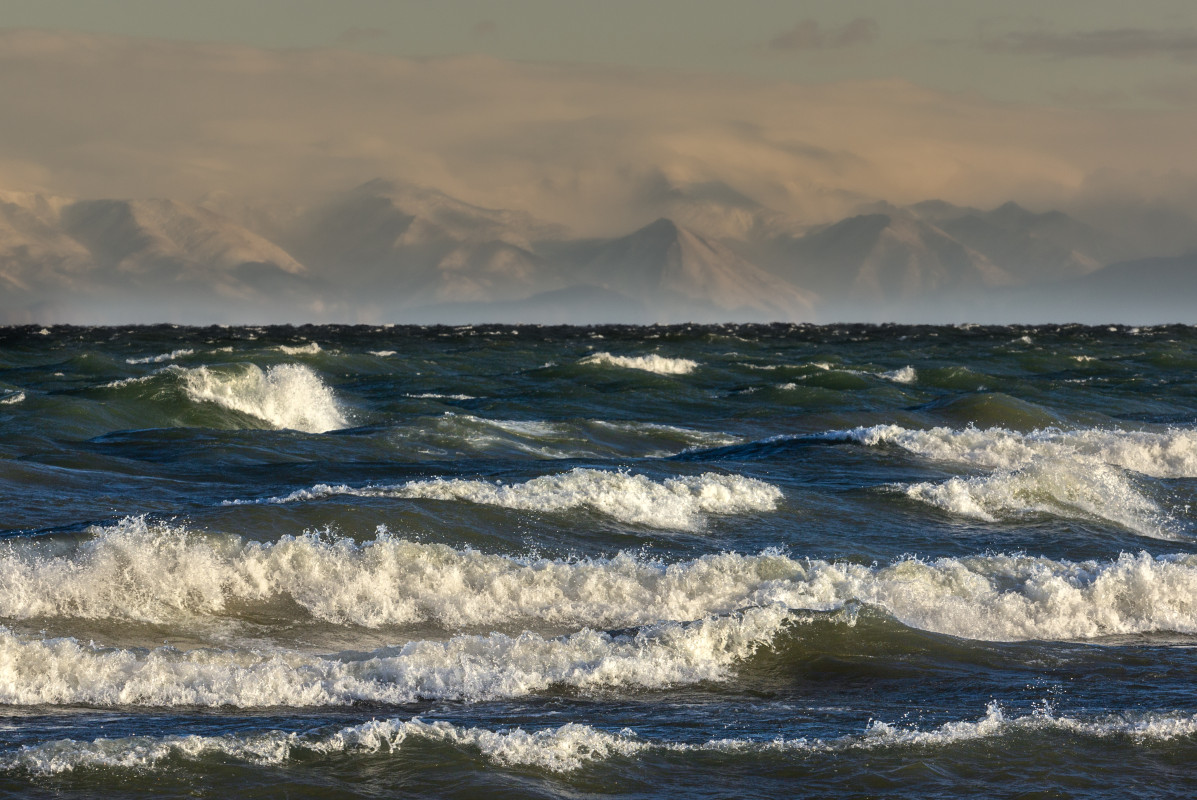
(0, 179), (1190, 323)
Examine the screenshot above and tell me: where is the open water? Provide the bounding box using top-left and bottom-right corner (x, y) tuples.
(0, 322), (1195, 798)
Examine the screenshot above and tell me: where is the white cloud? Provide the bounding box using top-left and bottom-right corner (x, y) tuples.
(0, 29), (1195, 234)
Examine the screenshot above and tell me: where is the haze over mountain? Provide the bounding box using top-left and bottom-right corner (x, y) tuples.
(1, 176), (1191, 324)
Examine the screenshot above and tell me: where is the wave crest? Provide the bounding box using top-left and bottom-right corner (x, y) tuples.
(179, 363), (346, 433)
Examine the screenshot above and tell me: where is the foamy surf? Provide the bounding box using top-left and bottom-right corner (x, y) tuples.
(818, 424), (1197, 537)
(249, 468), (783, 530)
(579, 352), (699, 375)
(0, 606), (789, 707)
(179, 363), (347, 433)
(0, 390), (24, 405)
(10, 704), (1197, 776)
(824, 424), (1197, 478)
(125, 348), (195, 365)
(8, 520), (1197, 641)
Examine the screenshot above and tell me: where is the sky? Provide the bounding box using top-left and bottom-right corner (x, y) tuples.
(1, 2), (1195, 322)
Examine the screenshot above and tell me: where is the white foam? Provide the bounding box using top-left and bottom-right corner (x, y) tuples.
(880, 366), (917, 384)
(827, 424), (1197, 478)
(405, 392), (475, 401)
(11, 705), (1197, 775)
(179, 363), (347, 433)
(3, 718), (645, 775)
(0, 391), (24, 406)
(0, 606), (788, 707)
(819, 425), (1197, 536)
(254, 469), (783, 530)
(905, 461), (1174, 539)
(9, 520), (1197, 641)
(703, 702), (1197, 754)
(125, 348), (194, 365)
(274, 342), (322, 355)
(369, 350), (397, 357)
(580, 352), (699, 375)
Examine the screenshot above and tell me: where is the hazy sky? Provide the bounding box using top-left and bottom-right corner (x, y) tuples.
(1, 2), (1196, 232)
(5, 0), (1196, 106)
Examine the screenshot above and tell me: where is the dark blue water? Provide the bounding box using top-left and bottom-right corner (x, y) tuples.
(1, 323), (1196, 798)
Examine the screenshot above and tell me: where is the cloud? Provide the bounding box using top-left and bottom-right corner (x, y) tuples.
(983, 27), (1197, 61)
(768, 18), (879, 51)
(0, 29), (1195, 235)
(335, 27), (387, 46)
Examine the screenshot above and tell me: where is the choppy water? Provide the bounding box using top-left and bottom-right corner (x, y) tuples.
(1, 322), (1196, 798)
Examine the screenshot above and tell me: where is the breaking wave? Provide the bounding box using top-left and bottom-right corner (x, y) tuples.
(179, 363), (347, 433)
(247, 468), (783, 530)
(579, 352), (699, 375)
(0, 390), (24, 405)
(6, 520), (1197, 640)
(0, 607), (788, 707)
(10, 704), (1197, 775)
(126, 348), (194, 365)
(818, 425), (1197, 537)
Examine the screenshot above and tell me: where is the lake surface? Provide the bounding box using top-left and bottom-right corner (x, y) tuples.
(1, 322), (1195, 798)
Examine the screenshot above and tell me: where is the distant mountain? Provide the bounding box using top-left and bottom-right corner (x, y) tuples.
(635, 175), (806, 245)
(567, 218), (818, 321)
(925, 201), (1112, 283)
(0, 191), (90, 292)
(406, 284), (648, 324)
(0, 193), (314, 323)
(62, 199), (306, 281)
(772, 213), (1010, 305)
(287, 179), (569, 299)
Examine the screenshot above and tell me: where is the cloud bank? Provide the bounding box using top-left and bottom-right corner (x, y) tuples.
(0, 28), (1195, 237)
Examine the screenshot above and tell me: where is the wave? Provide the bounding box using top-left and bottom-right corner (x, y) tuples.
(273, 342), (322, 355)
(125, 348), (194, 365)
(246, 468), (783, 530)
(179, 363), (347, 433)
(8, 520), (1197, 640)
(905, 461), (1174, 539)
(579, 352), (698, 375)
(823, 424), (1197, 478)
(0, 606), (788, 707)
(880, 366), (917, 384)
(817, 425), (1197, 537)
(389, 413), (737, 459)
(0, 390), (24, 405)
(10, 704), (1196, 775)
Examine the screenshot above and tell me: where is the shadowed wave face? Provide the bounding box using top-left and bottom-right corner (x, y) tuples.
(1, 322), (1196, 798)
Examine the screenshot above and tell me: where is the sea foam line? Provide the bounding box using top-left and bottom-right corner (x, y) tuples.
(8, 704), (1196, 775)
(235, 468), (783, 530)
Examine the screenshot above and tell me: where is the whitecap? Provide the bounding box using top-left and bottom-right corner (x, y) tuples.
(0, 606), (788, 707)
(8, 520), (1197, 641)
(10, 704), (1197, 775)
(880, 366), (917, 384)
(579, 352), (698, 375)
(179, 363), (346, 433)
(253, 469), (783, 530)
(274, 342), (322, 355)
(125, 348), (195, 365)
